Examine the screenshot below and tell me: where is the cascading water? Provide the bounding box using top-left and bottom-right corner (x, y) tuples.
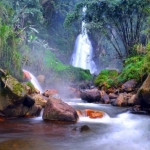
(71, 7), (97, 74)
(23, 69), (43, 93)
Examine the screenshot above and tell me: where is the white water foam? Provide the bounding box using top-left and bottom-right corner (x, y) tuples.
(23, 69), (43, 93)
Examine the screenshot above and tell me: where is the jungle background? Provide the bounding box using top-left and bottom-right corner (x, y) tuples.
(0, 0), (150, 90)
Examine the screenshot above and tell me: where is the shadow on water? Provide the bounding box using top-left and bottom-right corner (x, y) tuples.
(0, 99), (150, 150)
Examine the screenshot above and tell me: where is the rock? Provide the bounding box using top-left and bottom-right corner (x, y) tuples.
(26, 105), (42, 117)
(100, 90), (110, 104)
(42, 97), (78, 122)
(85, 109), (104, 119)
(0, 70), (28, 112)
(109, 93), (118, 99)
(43, 89), (58, 97)
(1, 72), (27, 100)
(23, 95), (35, 107)
(80, 89), (101, 103)
(3, 104), (28, 117)
(114, 93), (128, 106)
(128, 94), (136, 106)
(77, 109), (104, 119)
(121, 79), (137, 92)
(80, 125), (91, 133)
(32, 94), (47, 107)
(135, 74), (150, 108)
(23, 82), (40, 95)
(71, 125), (91, 135)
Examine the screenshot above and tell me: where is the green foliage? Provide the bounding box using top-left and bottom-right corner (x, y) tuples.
(43, 49), (92, 82)
(117, 56), (144, 83)
(42, 0), (80, 62)
(0, 12), (22, 78)
(94, 70), (118, 88)
(65, 0), (150, 59)
(117, 43), (150, 83)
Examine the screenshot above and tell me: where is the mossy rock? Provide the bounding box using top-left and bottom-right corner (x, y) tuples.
(94, 70), (118, 88)
(1, 75), (27, 99)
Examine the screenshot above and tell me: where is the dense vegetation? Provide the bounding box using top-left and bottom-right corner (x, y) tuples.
(0, 0), (150, 88)
(0, 0), (92, 85)
(65, 0), (150, 88)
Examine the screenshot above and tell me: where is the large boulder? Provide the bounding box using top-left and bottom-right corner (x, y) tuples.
(42, 97), (78, 122)
(0, 69), (28, 112)
(80, 89), (101, 103)
(1, 74), (27, 100)
(135, 74), (150, 108)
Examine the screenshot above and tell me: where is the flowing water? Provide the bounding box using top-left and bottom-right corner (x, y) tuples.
(0, 98), (150, 150)
(71, 7), (97, 74)
(23, 69), (43, 93)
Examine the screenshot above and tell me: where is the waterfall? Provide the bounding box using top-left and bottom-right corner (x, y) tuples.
(71, 7), (97, 74)
(23, 69), (43, 93)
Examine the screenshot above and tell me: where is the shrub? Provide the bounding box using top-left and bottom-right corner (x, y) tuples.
(94, 70), (118, 88)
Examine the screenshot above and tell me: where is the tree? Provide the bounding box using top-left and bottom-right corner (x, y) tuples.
(65, 0), (150, 59)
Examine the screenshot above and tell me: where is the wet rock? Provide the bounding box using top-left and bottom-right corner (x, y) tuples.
(77, 109), (104, 119)
(121, 79), (137, 92)
(85, 109), (104, 119)
(26, 105), (42, 116)
(32, 94), (47, 107)
(42, 97), (78, 122)
(71, 125), (91, 135)
(80, 89), (101, 103)
(80, 125), (91, 133)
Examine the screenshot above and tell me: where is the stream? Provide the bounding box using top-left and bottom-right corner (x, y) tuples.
(0, 98), (150, 150)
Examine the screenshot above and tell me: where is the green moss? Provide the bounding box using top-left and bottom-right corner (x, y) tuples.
(1, 75), (27, 98)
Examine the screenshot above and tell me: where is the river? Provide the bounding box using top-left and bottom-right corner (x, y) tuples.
(0, 98), (150, 150)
